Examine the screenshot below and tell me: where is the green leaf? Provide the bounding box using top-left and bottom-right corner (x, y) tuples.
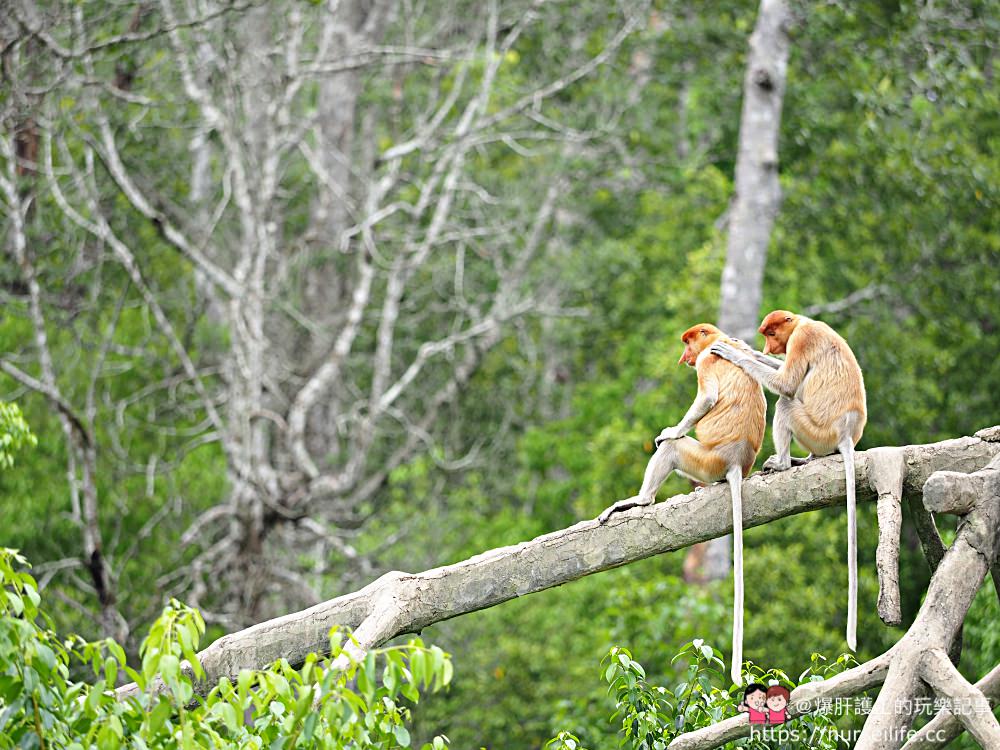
(394, 725), (411, 747)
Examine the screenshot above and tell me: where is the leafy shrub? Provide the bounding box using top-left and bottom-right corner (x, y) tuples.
(552, 640), (859, 749)
(0, 402), (35, 471)
(0, 548), (450, 749)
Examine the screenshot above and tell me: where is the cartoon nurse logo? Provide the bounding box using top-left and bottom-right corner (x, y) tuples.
(738, 681), (790, 726)
(738, 683), (768, 724)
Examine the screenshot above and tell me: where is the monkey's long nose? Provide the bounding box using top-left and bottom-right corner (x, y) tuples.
(678, 349), (689, 365)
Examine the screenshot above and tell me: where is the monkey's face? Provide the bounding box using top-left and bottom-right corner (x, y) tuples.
(761, 330), (787, 355)
(759, 311), (797, 355)
(679, 323), (723, 366)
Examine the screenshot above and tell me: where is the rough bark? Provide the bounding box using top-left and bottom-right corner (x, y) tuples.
(696, 0), (792, 581)
(867, 447), (907, 626)
(667, 651), (894, 750)
(116, 429), (999, 701)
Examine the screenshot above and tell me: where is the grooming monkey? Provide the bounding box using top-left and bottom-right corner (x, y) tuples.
(710, 311), (866, 650)
(599, 324), (766, 684)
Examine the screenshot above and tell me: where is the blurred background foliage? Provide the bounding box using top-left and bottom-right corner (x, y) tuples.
(1, 0), (998, 748)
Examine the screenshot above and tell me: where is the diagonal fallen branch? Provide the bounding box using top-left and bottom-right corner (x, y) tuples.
(116, 429), (1000, 700)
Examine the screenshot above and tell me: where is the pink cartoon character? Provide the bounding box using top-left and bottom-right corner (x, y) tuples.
(765, 685), (791, 725)
(738, 683), (768, 724)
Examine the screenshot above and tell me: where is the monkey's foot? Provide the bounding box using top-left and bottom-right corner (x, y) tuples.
(761, 455), (793, 473)
(597, 496), (653, 524)
(789, 455), (813, 467)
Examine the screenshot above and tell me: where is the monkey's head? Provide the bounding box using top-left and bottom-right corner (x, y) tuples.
(679, 323), (724, 366)
(758, 310), (798, 355)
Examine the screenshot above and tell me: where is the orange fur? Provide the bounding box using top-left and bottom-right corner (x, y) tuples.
(679, 324), (767, 478)
(747, 310), (866, 651)
(758, 311), (866, 454)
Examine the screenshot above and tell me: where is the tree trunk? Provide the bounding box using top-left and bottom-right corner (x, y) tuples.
(689, 0), (792, 581)
(717, 0), (790, 343)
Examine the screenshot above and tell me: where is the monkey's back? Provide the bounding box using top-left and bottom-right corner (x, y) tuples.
(695, 338), (767, 462)
(793, 320), (867, 444)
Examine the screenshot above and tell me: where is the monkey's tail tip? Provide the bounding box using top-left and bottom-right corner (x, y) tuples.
(731, 665), (742, 686)
(846, 633), (857, 652)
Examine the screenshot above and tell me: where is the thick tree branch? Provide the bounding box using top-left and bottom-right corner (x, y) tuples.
(919, 648), (1000, 747)
(669, 440), (1000, 750)
(116, 429), (999, 701)
(902, 662), (1000, 749)
(853, 451), (1000, 749)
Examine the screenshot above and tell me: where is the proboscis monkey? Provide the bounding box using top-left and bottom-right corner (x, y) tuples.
(710, 310), (867, 650)
(598, 324), (766, 683)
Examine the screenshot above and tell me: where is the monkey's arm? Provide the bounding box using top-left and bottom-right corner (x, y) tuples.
(750, 350), (782, 370)
(654, 378), (719, 446)
(729, 339), (782, 371)
(709, 342), (801, 398)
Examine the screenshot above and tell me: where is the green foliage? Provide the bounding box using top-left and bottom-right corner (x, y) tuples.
(544, 732), (588, 750)
(3, 1), (999, 749)
(0, 549), (451, 749)
(552, 643), (858, 750)
(0, 401), (36, 470)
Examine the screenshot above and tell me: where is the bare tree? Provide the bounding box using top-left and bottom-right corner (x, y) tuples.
(1, 0), (648, 632)
(0, 134), (128, 643)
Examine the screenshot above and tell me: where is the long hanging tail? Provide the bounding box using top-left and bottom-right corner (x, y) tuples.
(727, 467), (744, 684)
(843, 441), (858, 651)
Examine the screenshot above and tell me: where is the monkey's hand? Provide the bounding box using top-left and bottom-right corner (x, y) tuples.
(654, 425), (686, 448)
(709, 341), (747, 364)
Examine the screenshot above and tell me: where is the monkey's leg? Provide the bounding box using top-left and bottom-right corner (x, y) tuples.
(597, 440), (680, 523)
(839, 436), (858, 651)
(761, 397), (796, 472)
(726, 464), (745, 685)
